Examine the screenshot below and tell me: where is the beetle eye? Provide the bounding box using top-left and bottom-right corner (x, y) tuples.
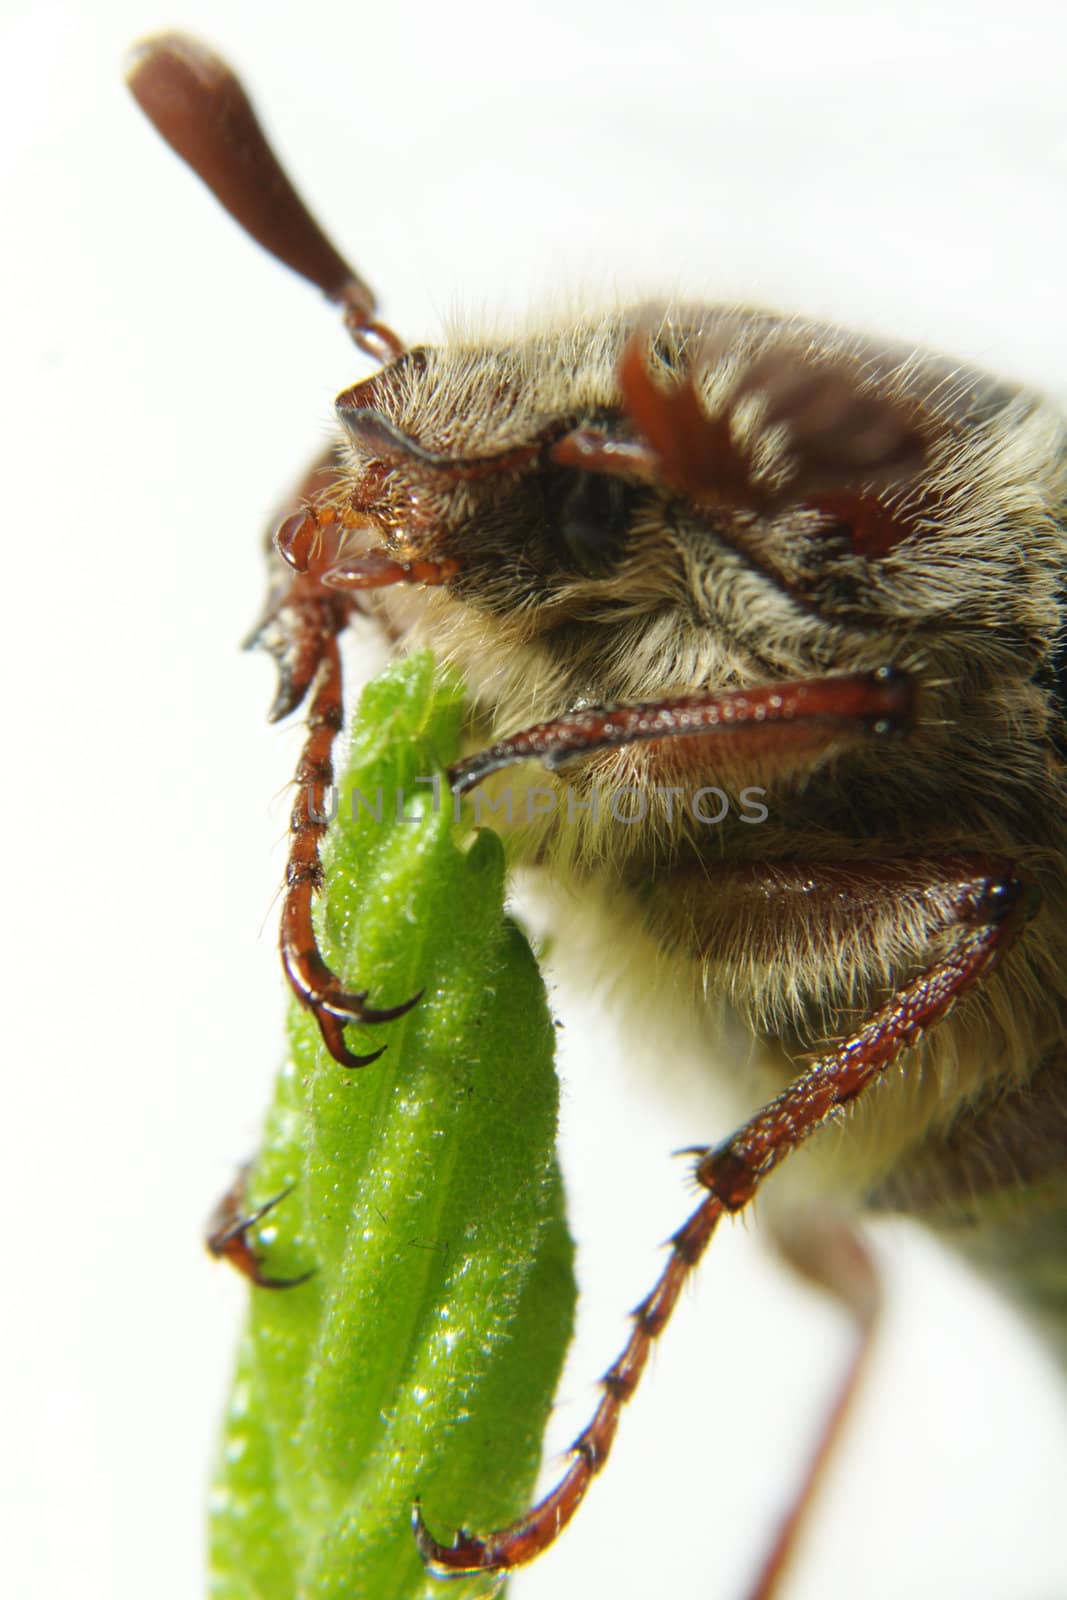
(546, 469), (636, 575)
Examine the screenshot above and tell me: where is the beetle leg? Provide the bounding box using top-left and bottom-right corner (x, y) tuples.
(700, 870), (1037, 1210)
(280, 619), (421, 1067)
(448, 667), (914, 795)
(242, 455), (423, 1067)
(742, 1211), (880, 1600)
(413, 861), (1036, 1575)
(206, 1166), (314, 1290)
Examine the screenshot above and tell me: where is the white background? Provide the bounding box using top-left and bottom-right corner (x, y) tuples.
(3, 2), (1067, 1598)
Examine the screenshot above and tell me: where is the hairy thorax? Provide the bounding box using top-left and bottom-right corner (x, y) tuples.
(347, 311), (1067, 1202)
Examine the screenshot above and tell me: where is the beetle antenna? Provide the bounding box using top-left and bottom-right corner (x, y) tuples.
(125, 33), (404, 364)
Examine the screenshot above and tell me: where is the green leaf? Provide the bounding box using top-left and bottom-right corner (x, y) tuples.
(209, 652), (576, 1600)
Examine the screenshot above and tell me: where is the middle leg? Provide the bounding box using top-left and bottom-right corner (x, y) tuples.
(414, 853), (1037, 1575)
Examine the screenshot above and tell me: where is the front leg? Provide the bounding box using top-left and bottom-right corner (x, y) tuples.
(448, 667), (914, 794)
(743, 1209), (881, 1600)
(414, 855), (1037, 1576)
(205, 1164), (314, 1290)
(278, 616), (419, 1068)
(703, 867), (1037, 1209)
(249, 454), (439, 1067)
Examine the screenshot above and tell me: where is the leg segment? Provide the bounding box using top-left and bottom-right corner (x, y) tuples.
(701, 870), (1037, 1211)
(206, 1166), (314, 1290)
(448, 667), (914, 795)
(251, 485), (434, 1068)
(279, 609), (419, 1068)
(742, 1213), (880, 1600)
(413, 860), (1036, 1575)
(249, 484), (417, 1064)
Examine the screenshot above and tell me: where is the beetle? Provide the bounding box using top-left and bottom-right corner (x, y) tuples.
(127, 30), (1067, 1594)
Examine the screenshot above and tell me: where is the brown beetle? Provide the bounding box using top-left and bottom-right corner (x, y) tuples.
(128, 32), (1067, 1593)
